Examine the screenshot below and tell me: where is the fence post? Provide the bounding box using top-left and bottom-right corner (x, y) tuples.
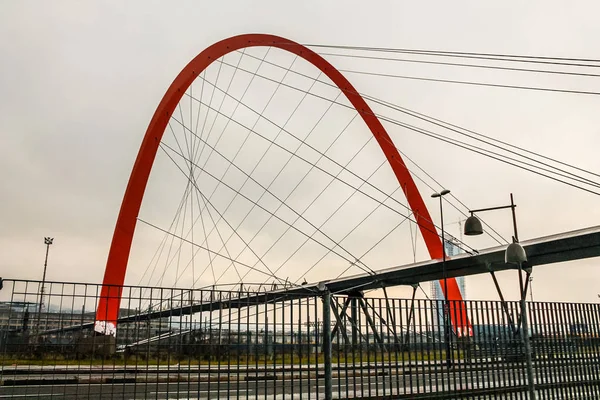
(322, 289), (333, 400)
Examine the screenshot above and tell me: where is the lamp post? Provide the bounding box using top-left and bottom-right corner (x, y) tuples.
(463, 194), (536, 399)
(37, 237), (53, 332)
(529, 276), (534, 302)
(464, 193), (520, 242)
(431, 189), (452, 369)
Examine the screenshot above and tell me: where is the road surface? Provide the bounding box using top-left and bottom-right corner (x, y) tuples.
(1, 364), (597, 399)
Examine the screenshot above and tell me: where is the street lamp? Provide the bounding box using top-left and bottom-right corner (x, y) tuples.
(431, 189), (452, 368)
(464, 193), (526, 260)
(37, 237), (53, 332)
(462, 194), (536, 399)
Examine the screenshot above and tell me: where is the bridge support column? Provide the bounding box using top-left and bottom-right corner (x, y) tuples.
(357, 296), (385, 351)
(403, 284), (418, 349)
(351, 296), (359, 350)
(325, 297), (350, 352)
(327, 293), (367, 353)
(383, 287), (400, 349)
(489, 270), (517, 334)
(322, 289), (333, 400)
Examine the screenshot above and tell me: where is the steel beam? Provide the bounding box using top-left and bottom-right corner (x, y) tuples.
(383, 287), (400, 345)
(403, 284), (418, 348)
(489, 270), (517, 334)
(358, 298), (385, 350)
(328, 297), (350, 346)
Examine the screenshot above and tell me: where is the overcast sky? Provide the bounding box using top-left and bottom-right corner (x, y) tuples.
(1, 1), (600, 304)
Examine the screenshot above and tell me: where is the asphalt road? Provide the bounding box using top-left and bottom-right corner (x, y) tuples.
(1, 367), (597, 399)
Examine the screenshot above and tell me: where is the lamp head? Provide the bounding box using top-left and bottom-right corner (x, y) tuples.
(44, 237), (54, 245)
(505, 242), (527, 264)
(431, 189), (451, 198)
(464, 215), (484, 236)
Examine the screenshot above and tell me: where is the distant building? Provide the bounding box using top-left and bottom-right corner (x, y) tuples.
(430, 235), (466, 332)
(0, 304), (171, 347)
(430, 235), (466, 301)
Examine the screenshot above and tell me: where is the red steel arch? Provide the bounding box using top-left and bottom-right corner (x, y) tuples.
(95, 34), (469, 336)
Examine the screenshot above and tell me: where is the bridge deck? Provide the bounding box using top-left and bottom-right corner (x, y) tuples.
(40, 224), (600, 333)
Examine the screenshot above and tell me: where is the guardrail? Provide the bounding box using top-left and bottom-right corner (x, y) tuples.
(1, 278), (599, 399)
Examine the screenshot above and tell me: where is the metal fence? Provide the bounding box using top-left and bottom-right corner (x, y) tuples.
(1, 278), (600, 399)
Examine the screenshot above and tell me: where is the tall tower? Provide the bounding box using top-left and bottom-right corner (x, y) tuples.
(430, 234), (466, 331)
